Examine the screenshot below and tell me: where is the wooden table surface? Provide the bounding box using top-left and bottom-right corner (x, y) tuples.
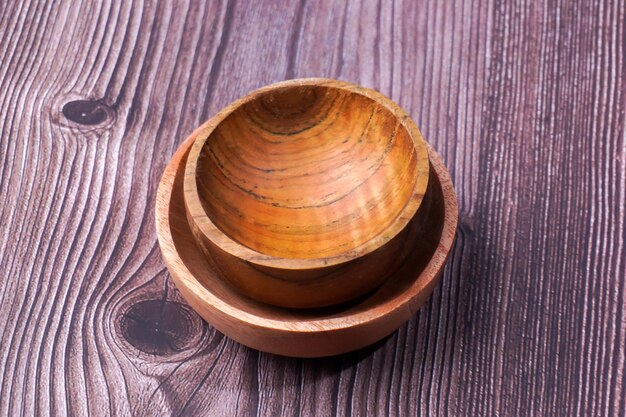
(1, 1), (624, 416)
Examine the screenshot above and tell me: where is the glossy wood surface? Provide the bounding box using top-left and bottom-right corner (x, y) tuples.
(186, 79), (429, 263)
(183, 79), (433, 307)
(0, 0), (624, 415)
(158, 134), (456, 357)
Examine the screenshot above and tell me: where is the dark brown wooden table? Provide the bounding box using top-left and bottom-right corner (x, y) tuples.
(1, 1), (624, 415)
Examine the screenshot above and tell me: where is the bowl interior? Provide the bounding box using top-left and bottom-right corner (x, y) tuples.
(194, 84), (422, 259)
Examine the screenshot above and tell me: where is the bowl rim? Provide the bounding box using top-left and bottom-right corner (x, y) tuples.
(156, 136), (458, 356)
(183, 78), (431, 270)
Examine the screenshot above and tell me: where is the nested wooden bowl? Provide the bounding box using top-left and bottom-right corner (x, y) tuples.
(156, 132), (457, 357)
(184, 79), (431, 308)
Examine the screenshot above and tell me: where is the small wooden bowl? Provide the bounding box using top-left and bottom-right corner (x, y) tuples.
(156, 134), (457, 357)
(183, 79), (431, 308)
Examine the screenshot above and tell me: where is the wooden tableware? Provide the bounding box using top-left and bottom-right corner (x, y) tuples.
(183, 79), (431, 308)
(156, 132), (458, 357)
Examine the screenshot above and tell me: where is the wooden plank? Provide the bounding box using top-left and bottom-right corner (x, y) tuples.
(0, 0), (623, 415)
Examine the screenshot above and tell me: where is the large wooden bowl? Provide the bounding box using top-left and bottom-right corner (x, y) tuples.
(183, 79), (431, 308)
(156, 133), (457, 357)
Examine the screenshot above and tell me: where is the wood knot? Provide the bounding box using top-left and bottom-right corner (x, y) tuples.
(62, 100), (114, 125)
(119, 300), (201, 356)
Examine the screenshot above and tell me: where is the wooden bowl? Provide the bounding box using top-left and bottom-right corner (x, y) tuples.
(156, 134), (457, 357)
(183, 79), (431, 308)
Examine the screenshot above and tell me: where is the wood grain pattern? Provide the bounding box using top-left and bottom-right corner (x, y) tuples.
(186, 79), (429, 264)
(182, 78), (435, 308)
(157, 133), (456, 356)
(0, 0), (624, 415)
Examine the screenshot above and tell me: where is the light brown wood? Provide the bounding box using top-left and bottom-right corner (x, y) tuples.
(183, 79), (431, 307)
(156, 131), (457, 357)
